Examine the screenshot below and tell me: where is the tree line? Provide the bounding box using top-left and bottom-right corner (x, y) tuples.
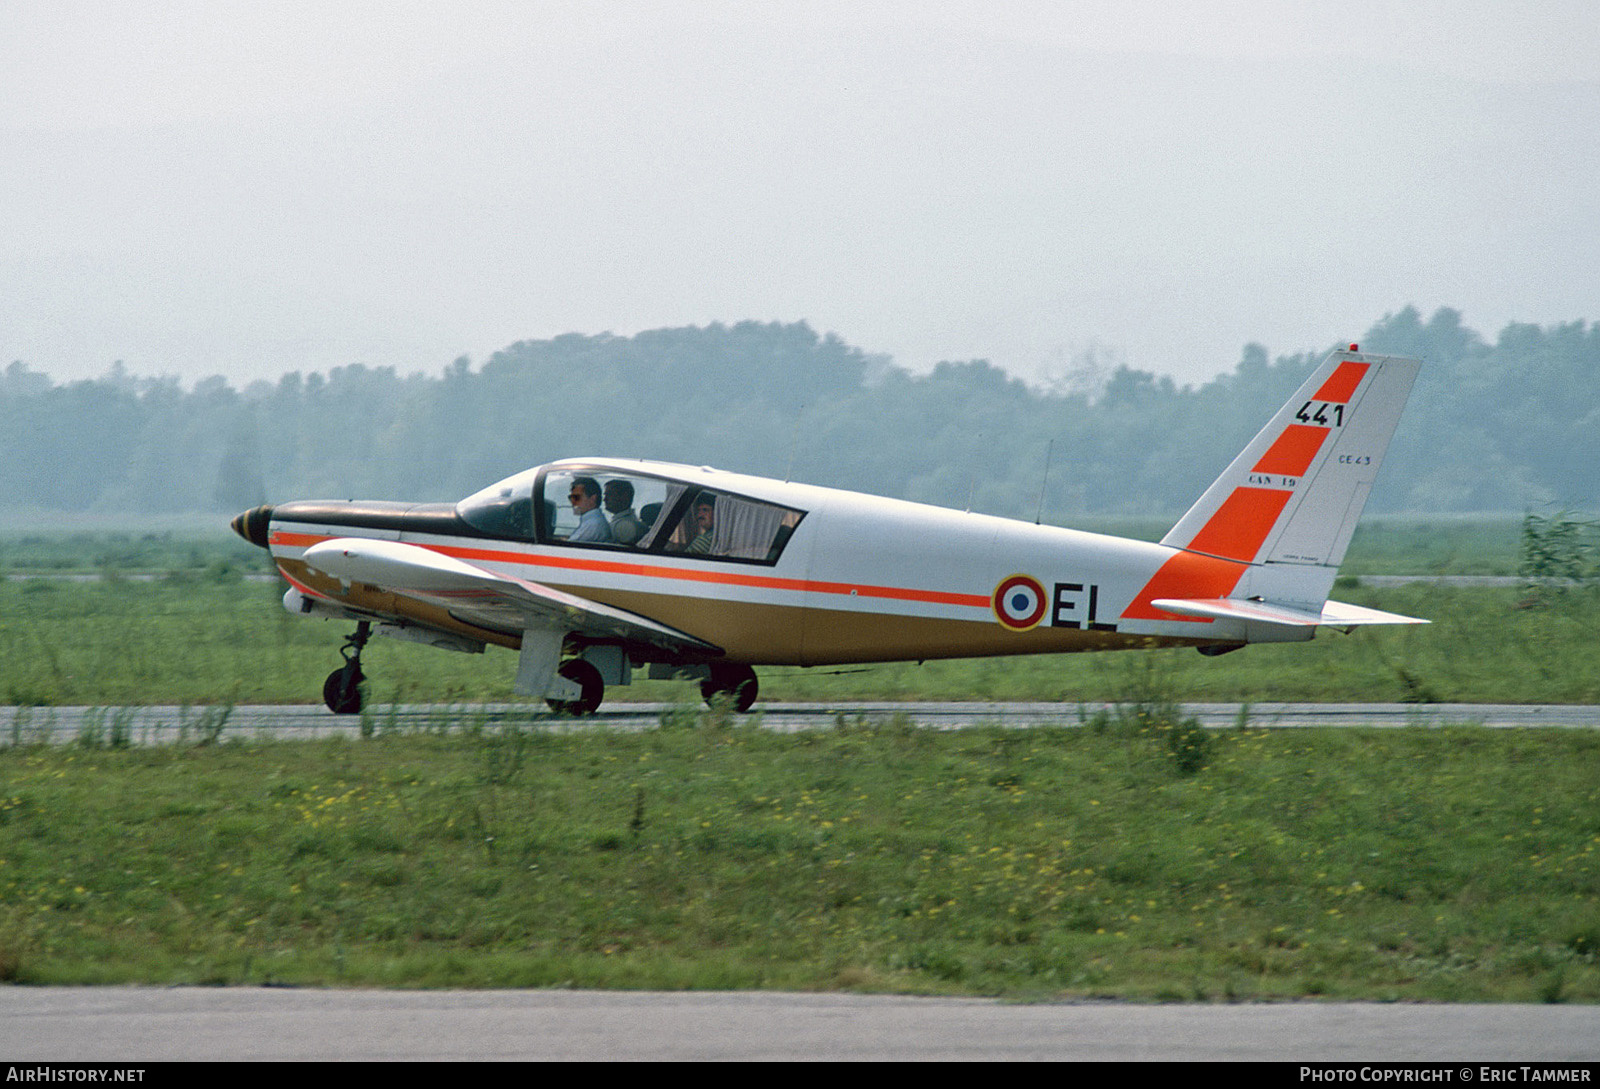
(3, 308), (1596, 521)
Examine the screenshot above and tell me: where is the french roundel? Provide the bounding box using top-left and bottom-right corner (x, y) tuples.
(992, 574), (1047, 631)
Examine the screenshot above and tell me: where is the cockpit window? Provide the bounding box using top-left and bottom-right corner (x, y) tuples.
(540, 469), (673, 546)
(460, 465), (805, 565)
(542, 467), (804, 565)
(656, 487), (802, 562)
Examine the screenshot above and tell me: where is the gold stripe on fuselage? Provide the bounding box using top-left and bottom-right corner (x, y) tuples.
(277, 557), (1205, 666)
(572, 584), (1173, 664)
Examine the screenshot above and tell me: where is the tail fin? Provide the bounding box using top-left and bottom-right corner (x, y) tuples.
(1162, 346), (1420, 568)
(1152, 346), (1425, 630)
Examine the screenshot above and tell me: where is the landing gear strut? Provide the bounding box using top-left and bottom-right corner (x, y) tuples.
(701, 663), (758, 712)
(322, 620), (370, 715)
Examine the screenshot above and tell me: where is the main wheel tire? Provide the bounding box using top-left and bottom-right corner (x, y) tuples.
(701, 664), (758, 713)
(546, 658), (604, 716)
(322, 664), (365, 715)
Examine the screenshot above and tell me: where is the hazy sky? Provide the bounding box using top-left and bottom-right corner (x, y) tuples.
(4, 0), (1598, 387)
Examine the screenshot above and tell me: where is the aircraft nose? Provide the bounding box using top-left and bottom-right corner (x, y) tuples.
(231, 505), (274, 550)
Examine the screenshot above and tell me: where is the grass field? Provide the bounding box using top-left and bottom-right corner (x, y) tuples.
(2, 718), (1596, 999)
(2, 521), (1595, 1000)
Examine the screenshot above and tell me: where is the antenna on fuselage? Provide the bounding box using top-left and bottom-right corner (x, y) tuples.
(1035, 438), (1055, 525)
(785, 404), (804, 482)
(965, 433), (982, 512)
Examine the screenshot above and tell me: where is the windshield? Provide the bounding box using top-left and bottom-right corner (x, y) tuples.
(455, 468), (539, 538)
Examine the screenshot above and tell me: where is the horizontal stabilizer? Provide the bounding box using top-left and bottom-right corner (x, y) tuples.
(1152, 596), (1428, 629)
(1318, 599), (1430, 627)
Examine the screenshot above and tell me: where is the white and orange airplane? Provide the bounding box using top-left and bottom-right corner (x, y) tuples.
(232, 346), (1425, 715)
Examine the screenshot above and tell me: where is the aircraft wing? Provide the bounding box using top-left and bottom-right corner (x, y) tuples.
(1151, 597), (1429, 629)
(302, 537), (722, 656)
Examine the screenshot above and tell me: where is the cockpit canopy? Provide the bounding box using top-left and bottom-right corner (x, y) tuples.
(456, 463), (805, 566)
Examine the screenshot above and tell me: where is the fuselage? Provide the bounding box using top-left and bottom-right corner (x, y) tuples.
(245, 457), (1301, 667)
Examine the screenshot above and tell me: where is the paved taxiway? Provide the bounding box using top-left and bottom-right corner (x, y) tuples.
(5, 701), (1600, 743)
(4, 988), (1598, 1061)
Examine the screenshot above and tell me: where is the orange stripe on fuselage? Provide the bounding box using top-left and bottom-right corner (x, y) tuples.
(1312, 360), (1369, 403)
(1183, 487), (1292, 563)
(1122, 549), (1248, 622)
(269, 530), (991, 610)
(1252, 424), (1328, 477)
(271, 531), (333, 548)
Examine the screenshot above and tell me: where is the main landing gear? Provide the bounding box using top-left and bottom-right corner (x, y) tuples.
(545, 659), (604, 717)
(542, 659), (759, 717)
(700, 663), (759, 713)
(322, 621), (370, 715)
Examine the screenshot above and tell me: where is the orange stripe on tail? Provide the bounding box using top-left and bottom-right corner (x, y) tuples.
(1184, 486), (1293, 563)
(1252, 424), (1329, 477)
(1312, 361), (1369, 403)
(1123, 550), (1248, 622)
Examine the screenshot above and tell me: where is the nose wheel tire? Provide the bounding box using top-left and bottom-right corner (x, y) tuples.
(701, 664), (758, 712)
(323, 662), (365, 715)
(546, 658), (604, 716)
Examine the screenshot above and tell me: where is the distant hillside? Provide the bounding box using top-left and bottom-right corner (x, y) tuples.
(2, 309), (1595, 519)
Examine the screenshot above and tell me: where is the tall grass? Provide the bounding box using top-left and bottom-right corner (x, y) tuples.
(0, 719), (1595, 999)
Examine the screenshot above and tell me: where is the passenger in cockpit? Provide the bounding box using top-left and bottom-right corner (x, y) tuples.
(604, 479), (647, 545)
(682, 492), (717, 554)
(567, 476), (615, 543)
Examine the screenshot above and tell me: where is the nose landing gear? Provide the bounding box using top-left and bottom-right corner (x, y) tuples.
(322, 620), (370, 715)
